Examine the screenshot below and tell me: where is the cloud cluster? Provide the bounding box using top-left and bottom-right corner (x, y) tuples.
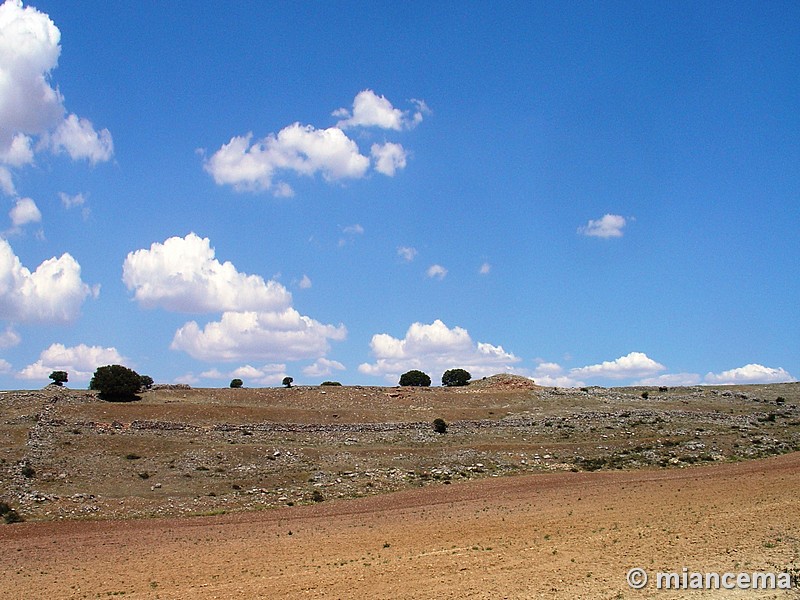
(0, 238), (95, 323)
(204, 90), (424, 196)
(125, 233), (346, 365)
(17, 343), (124, 381)
(0, 0), (112, 195)
(171, 309), (346, 362)
(358, 319), (522, 383)
(578, 214), (627, 238)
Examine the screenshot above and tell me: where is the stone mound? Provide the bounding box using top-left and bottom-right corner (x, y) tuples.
(468, 373), (537, 391)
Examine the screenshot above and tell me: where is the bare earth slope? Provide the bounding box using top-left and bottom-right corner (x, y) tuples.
(1, 452), (799, 599)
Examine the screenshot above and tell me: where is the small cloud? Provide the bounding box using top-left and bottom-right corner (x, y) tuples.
(335, 90), (422, 131)
(303, 358), (346, 378)
(59, 192), (86, 208)
(59, 191), (90, 219)
(50, 114), (114, 164)
(339, 224), (364, 247)
(570, 351), (666, 380)
(397, 246), (417, 262)
(578, 214), (627, 239)
(342, 224), (364, 236)
(479, 262), (491, 275)
(298, 274), (312, 289)
(371, 142), (407, 176)
(9, 197), (42, 228)
(426, 264), (447, 280)
(636, 373), (702, 386)
(0, 326), (21, 349)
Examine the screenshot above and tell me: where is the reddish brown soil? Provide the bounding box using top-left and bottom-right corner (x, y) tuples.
(2, 452), (798, 600)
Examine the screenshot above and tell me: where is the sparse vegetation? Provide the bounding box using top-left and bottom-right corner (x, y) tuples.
(321, 381), (342, 386)
(433, 418), (448, 433)
(0, 501), (23, 524)
(282, 376), (294, 388)
(139, 375), (154, 391)
(230, 378), (243, 389)
(442, 368), (471, 387)
(399, 370), (431, 387)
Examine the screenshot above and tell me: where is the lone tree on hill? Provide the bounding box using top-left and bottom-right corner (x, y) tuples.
(399, 370), (431, 387)
(282, 376), (293, 388)
(49, 371), (68, 386)
(230, 378), (243, 388)
(442, 368), (471, 387)
(89, 365), (143, 401)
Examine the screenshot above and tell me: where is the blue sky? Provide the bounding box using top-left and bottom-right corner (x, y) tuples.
(0, 0), (797, 389)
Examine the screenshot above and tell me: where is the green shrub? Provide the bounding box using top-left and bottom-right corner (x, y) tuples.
(442, 368), (471, 387)
(311, 490), (324, 502)
(433, 418), (448, 434)
(230, 378), (243, 388)
(321, 381), (342, 386)
(399, 370), (431, 387)
(90, 365), (143, 401)
(641, 391), (649, 399)
(20, 465), (35, 478)
(282, 376), (293, 388)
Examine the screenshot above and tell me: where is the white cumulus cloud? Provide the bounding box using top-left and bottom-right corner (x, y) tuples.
(17, 342), (125, 381)
(570, 351), (666, 380)
(171, 309), (347, 363)
(123, 233), (291, 313)
(704, 364), (794, 385)
(49, 113), (113, 164)
(303, 357), (346, 378)
(0, 238), (94, 323)
(0, 0), (113, 192)
(636, 373), (703, 386)
(205, 90), (425, 196)
(9, 197), (41, 227)
(0, 325), (20, 348)
(204, 124), (370, 195)
(578, 214), (627, 238)
(334, 89), (423, 130)
(358, 319), (522, 383)
(531, 361), (584, 388)
(371, 142), (407, 176)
